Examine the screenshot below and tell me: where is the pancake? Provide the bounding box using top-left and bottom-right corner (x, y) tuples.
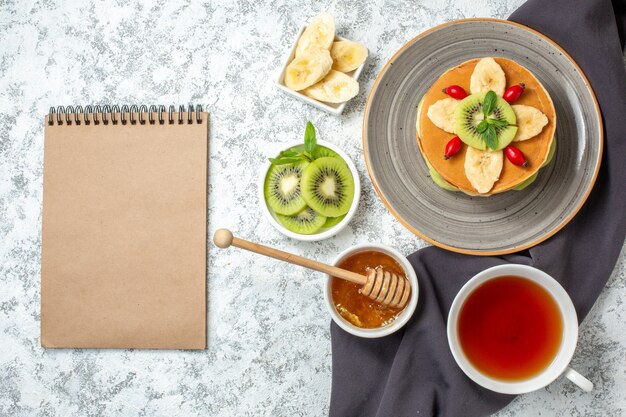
(416, 58), (556, 195)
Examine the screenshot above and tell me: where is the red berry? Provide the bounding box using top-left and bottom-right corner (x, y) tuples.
(444, 136), (463, 159)
(442, 85), (468, 100)
(503, 83), (525, 103)
(505, 145), (528, 167)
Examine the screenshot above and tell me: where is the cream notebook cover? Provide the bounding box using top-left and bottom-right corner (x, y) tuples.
(41, 105), (208, 349)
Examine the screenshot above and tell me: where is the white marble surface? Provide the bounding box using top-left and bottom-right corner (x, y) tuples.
(1, 0), (625, 416)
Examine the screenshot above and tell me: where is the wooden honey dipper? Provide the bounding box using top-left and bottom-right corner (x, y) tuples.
(213, 229), (411, 309)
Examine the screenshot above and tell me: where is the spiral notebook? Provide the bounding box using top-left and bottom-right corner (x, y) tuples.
(41, 105), (208, 349)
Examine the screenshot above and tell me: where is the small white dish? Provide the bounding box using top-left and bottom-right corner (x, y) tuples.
(324, 243), (419, 338)
(447, 264), (593, 394)
(276, 25), (367, 116)
(259, 139), (360, 241)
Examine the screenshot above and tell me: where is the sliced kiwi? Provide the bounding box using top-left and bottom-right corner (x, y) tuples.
(322, 214), (346, 228)
(454, 92), (517, 151)
(542, 136), (557, 167)
(416, 96), (425, 137)
(312, 146), (339, 159)
(425, 158), (458, 191)
(513, 172), (539, 191)
(276, 206), (327, 234)
(514, 137), (555, 191)
(264, 161), (309, 215)
(301, 157), (354, 217)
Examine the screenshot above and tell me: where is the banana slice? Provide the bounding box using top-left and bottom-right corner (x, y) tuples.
(302, 70), (359, 103)
(470, 57), (506, 96)
(330, 41), (368, 72)
(284, 49), (333, 91)
(464, 147), (503, 194)
(426, 98), (458, 133)
(296, 12), (335, 56)
(512, 104), (549, 141)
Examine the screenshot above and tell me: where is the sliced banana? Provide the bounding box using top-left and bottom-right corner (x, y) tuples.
(512, 104), (549, 141)
(330, 41), (368, 73)
(464, 147), (503, 194)
(296, 12), (335, 56)
(284, 49), (333, 91)
(302, 70), (359, 103)
(426, 98), (458, 133)
(470, 57), (506, 96)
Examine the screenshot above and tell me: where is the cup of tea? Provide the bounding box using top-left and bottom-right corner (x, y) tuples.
(447, 264), (593, 394)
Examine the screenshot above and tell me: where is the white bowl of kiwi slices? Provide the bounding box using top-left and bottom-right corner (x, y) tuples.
(260, 124), (360, 241)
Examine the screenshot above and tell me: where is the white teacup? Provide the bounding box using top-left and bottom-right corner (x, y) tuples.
(447, 264), (593, 394)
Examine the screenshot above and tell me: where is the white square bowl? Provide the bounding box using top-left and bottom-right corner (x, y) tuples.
(276, 25), (368, 116)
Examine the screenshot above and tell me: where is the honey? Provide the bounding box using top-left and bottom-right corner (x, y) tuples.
(331, 250), (406, 328)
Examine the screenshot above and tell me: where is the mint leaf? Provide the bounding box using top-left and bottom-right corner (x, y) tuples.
(488, 118), (508, 127)
(482, 91), (497, 118)
(304, 121), (317, 154)
(477, 120), (490, 133)
(482, 125), (498, 150)
(269, 150), (307, 165)
(269, 122), (320, 166)
(269, 156), (306, 165)
(277, 150), (300, 158)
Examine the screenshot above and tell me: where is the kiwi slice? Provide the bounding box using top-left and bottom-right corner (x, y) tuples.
(312, 146), (339, 159)
(542, 136), (557, 167)
(276, 207), (327, 234)
(301, 157), (355, 217)
(454, 92), (517, 151)
(322, 214), (346, 228)
(425, 159), (458, 192)
(513, 172), (539, 191)
(264, 161), (309, 215)
(416, 96), (425, 137)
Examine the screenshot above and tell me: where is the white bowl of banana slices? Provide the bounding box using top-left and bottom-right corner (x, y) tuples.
(277, 13), (368, 115)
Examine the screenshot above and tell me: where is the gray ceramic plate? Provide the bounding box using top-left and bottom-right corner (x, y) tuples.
(363, 18), (602, 255)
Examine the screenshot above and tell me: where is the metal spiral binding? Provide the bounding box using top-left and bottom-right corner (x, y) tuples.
(48, 104), (204, 126)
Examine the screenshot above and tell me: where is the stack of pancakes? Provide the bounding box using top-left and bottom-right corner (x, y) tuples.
(416, 57), (556, 195)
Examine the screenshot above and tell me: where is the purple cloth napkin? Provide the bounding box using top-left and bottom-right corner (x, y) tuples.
(329, 1), (626, 415)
